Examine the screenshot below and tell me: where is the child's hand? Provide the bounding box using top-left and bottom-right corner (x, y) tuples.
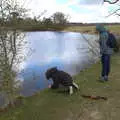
(48, 84), (51, 88)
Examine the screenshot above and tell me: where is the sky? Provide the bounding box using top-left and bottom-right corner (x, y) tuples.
(18, 0), (120, 23)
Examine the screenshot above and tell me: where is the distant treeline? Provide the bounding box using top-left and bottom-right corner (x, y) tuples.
(66, 22), (120, 26)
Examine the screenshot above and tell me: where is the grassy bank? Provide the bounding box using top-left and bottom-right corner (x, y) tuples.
(0, 53), (120, 120)
(64, 25), (120, 35)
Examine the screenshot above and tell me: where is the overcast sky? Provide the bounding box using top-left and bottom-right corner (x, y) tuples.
(19, 0), (120, 23)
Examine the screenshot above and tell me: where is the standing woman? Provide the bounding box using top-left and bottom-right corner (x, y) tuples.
(96, 24), (113, 81)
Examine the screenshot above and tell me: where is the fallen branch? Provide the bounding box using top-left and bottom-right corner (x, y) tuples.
(81, 94), (107, 100)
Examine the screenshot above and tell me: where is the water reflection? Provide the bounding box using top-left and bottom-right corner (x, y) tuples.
(20, 31), (98, 96)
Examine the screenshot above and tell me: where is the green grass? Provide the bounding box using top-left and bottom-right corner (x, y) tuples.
(0, 53), (120, 120)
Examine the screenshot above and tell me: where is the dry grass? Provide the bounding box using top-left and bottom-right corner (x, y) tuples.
(64, 25), (120, 35)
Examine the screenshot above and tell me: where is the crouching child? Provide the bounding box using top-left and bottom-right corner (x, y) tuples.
(45, 67), (79, 95)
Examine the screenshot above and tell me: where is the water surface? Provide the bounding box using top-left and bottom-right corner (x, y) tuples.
(20, 31), (99, 96)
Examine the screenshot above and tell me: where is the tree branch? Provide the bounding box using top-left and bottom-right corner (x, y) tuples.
(0, 35), (8, 65)
(105, 8), (120, 17)
(80, 34), (99, 56)
(116, 13), (120, 16)
(104, 0), (119, 4)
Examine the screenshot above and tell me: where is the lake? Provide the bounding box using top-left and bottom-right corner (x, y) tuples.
(19, 31), (99, 96)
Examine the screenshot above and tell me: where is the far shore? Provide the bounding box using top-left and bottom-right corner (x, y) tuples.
(0, 24), (120, 35)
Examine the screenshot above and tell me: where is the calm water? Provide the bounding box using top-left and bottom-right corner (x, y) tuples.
(20, 31), (99, 96)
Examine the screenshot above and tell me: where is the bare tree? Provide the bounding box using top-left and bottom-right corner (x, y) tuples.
(0, 29), (28, 106)
(77, 34), (100, 64)
(0, 0), (28, 26)
(0, 0), (29, 107)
